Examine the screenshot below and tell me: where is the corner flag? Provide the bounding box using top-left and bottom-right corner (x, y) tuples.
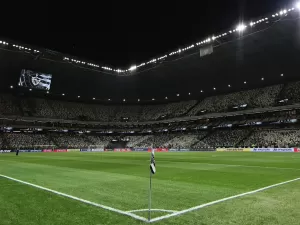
(150, 149), (156, 174)
(148, 148), (156, 221)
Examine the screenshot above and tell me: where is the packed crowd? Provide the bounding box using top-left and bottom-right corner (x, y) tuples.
(0, 81), (300, 122)
(241, 129), (300, 147)
(4, 133), (55, 149)
(0, 128), (299, 149)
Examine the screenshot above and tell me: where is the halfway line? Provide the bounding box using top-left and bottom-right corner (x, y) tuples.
(0, 174), (148, 223)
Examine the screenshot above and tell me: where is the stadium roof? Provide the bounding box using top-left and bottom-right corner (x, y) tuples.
(1, 3), (300, 103)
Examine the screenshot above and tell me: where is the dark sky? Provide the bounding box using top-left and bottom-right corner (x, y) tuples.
(1, 0), (293, 68)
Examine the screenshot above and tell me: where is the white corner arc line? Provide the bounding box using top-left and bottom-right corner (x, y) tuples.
(0, 174), (149, 223)
(150, 177), (300, 223)
(127, 209), (178, 213)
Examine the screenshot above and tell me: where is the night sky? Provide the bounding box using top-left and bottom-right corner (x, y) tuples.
(2, 0), (293, 68)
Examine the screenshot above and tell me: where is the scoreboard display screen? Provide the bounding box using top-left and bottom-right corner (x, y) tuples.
(18, 69), (52, 90)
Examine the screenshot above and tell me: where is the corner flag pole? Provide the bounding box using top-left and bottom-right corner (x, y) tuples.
(148, 159), (152, 221)
(148, 148), (156, 222)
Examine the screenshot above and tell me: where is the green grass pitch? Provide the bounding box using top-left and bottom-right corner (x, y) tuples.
(1, 151), (300, 225)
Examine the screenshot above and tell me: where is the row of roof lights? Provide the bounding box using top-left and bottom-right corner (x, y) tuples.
(0, 4), (297, 76)
(12, 44), (39, 52)
(64, 57), (100, 68)
(0, 41), (9, 45)
(60, 3), (298, 73)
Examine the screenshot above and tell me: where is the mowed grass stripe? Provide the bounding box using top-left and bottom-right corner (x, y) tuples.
(1, 152), (300, 211)
(0, 178), (146, 225)
(1, 168), (300, 224)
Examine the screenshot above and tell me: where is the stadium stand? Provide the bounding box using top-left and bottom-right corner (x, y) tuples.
(1, 128), (300, 149)
(189, 85), (283, 115)
(2, 82), (300, 123)
(241, 129), (300, 148)
(4, 133), (54, 149)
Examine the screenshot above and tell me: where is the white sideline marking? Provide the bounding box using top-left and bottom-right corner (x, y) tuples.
(188, 162), (300, 171)
(0, 174), (148, 223)
(150, 177), (300, 223)
(127, 209), (178, 213)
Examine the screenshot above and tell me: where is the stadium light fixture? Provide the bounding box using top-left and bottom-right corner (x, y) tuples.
(165, 97), (168, 99)
(108, 99), (111, 101)
(296, 2), (300, 10)
(46, 91), (49, 94)
(261, 77), (264, 81)
(281, 73), (284, 77)
(10, 85), (13, 89)
(244, 81), (247, 84)
(138, 99), (140, 102)
(152, 98), (155, 101)
(188, 93), (191, 95)
(177, 94), (180, 97)
(62, 93), (65, 96)
(129, 65), (137, 71)
(200, 90), (203, 93)
(78, 96), (80, 98)
(29, 89), (32, 91)
(123, 99), (126, 102)
(228, 84), (231, 87)
(93, 98), (95, 100)
(236, 24), (246, 32)
(213, 87), (216, 90)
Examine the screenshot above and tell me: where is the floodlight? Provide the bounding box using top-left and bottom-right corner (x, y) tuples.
(236, 24), (246, 32)
(129, 65), (137, 71)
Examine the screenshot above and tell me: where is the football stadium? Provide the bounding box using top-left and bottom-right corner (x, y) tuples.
(1, 2), (300, 225)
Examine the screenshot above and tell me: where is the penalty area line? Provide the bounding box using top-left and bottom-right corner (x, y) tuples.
(0, 174), (149, 223)
(150, 177), (300, 223)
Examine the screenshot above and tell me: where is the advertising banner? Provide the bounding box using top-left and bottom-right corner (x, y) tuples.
(114, 148), (132, 152)
(191, 148), (216, 152)
(216, 148), (252, 152)
(179, 149), (190, 152)
(0, 150), (12, 153)
(104, 149), (113, 152)
(294, 148), (300, 152)
(169, 149), (190, 152)
(80, 149), (90, 152)
(67, 149), (80, 152)
(148, 148), (169, 152)
(53, 149), (67, 152)
(19, 150), (42, 153)
(252, 148), (294, 152)
(42, 149), (53, 152)
(91, 149), (104, 152)
(133, 148), (149, 152)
